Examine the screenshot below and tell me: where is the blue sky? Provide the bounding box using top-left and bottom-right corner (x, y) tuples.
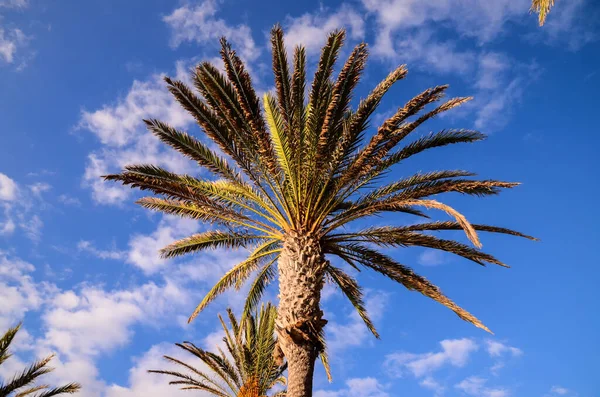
(1, 0), (599, 396)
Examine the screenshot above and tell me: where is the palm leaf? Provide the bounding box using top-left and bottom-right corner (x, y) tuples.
(188, 240), (281, 322)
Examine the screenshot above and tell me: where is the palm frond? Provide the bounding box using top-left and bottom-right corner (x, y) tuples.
(243, 258), (278, 319)
(0, 323), (20, 365)
(381, 129), (486, 171)
(152, 304), (285, 397)
(143, 118), (241, 183)
(316, 43), (368, 168)
(326, 265), (379, 338)
(220, 38), (279, 177)
(271, 25), (293, 129)
(397, 221), (538, 240)
(160, 231), (268, 258)
(188, 240), (281, 322)
(531, 0), (555, 26)
(30, 384), (81, 397)
(327, 243), (492, 333)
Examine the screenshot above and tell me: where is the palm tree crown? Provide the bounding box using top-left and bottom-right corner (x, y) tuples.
(106, 25), (535, 395)
(149, 304), (286, 397)
(0, 324), (81, 397)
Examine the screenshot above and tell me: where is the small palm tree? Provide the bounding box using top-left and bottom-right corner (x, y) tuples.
(531, 0), (555, 26)
(149, 304), (287, 397)
(0, 324), (81, 397)
(106, 26), (535, 396)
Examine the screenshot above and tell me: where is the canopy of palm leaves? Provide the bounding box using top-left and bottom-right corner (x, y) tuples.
(149, 304), (286, 397)
(106, 26), (535, 338)
(531, 0), (555, 26)
(0, 324), (81, 397)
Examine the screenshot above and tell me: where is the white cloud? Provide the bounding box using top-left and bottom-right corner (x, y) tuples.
(0, 248), (213, 397)
(106, 344), (193, 397)
(385, 338), (478, 378)
(28, 182), (52, 197)
(420, 376), (445, 396)
(375, 29), (475, 75)
(127, 216), (199, 274)
(0, 216), (15, 235)
(19, 213), (42, 242)
(537, 0), (596, 51)
(315, 377), (389, 397)
(455, 376), (509, 397)
(550, 386), (571, 395)
(0, 0), (28, 7)
(476, 53), (511, 90)
(79, 69), (195, 204)
(418, 250), (447, 266)
(485, 340), (523, 358)
(546, 385), (578, 396)
(41, 280), (190, 358)
(163, 0), (259, 62)
(0, 251), (56, 330)
(362, 0), (530, 51)
(0, 172), (18, 201)
(77, 240), (126, 260)
(284, 5), (365, 54)
(57, 194), (81, 206)
(0, 27), (27, 64)
(79, 76), (191, 148)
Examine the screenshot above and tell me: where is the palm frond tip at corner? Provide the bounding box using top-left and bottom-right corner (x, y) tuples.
(0, 323), (81, 397)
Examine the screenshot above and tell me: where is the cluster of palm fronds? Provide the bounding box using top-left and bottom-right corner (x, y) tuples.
(0, 324), (80, 397)
(107, 26), (535, 338)
(149, 304), (287, 397)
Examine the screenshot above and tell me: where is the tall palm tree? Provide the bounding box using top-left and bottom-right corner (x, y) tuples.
(106, 26), (535, 396)
(531, 0), (555, 26)
(149, 304), (287, 396)
(0, 324), (81, 397)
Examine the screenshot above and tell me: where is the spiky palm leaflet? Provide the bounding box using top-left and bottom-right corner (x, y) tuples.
(149, 304), (286, 397)
(531, 0), (555, 26)
(106, 26), (535, 397)
(0, 324), (81, 397)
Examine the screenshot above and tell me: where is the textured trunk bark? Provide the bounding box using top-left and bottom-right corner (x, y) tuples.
(276, 231), (327, 397)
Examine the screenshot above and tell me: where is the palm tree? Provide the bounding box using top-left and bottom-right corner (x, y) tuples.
(0, 324), (81, 397)
(149, 304), (287, 396)
(106, 26), (535, 396)
(531, 0), (555, 26)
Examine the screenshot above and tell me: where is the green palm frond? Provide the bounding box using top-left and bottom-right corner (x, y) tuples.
(326, 265), (378, 338)
(150, 304), (286, 397)
(188, 240), (281, 323)
(0, 325), (81, 397)
(160, 231), (268, 259)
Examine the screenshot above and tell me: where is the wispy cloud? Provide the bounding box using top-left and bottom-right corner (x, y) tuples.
(315, 377), (390, 397)
(284, 4), (365, 55)
(79, 64), (195, 204)
(163, 0), (259, 62)
(77, 240), (127, 261)
(545, 385), (579, 396)
(385, 338), (479, 378)
(0, 0), (28, 8)
(455, 376), (509, 397)
(418, 250), (447, 266)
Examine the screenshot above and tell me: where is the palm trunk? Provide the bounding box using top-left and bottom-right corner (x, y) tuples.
(276, 231), (327, 397)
